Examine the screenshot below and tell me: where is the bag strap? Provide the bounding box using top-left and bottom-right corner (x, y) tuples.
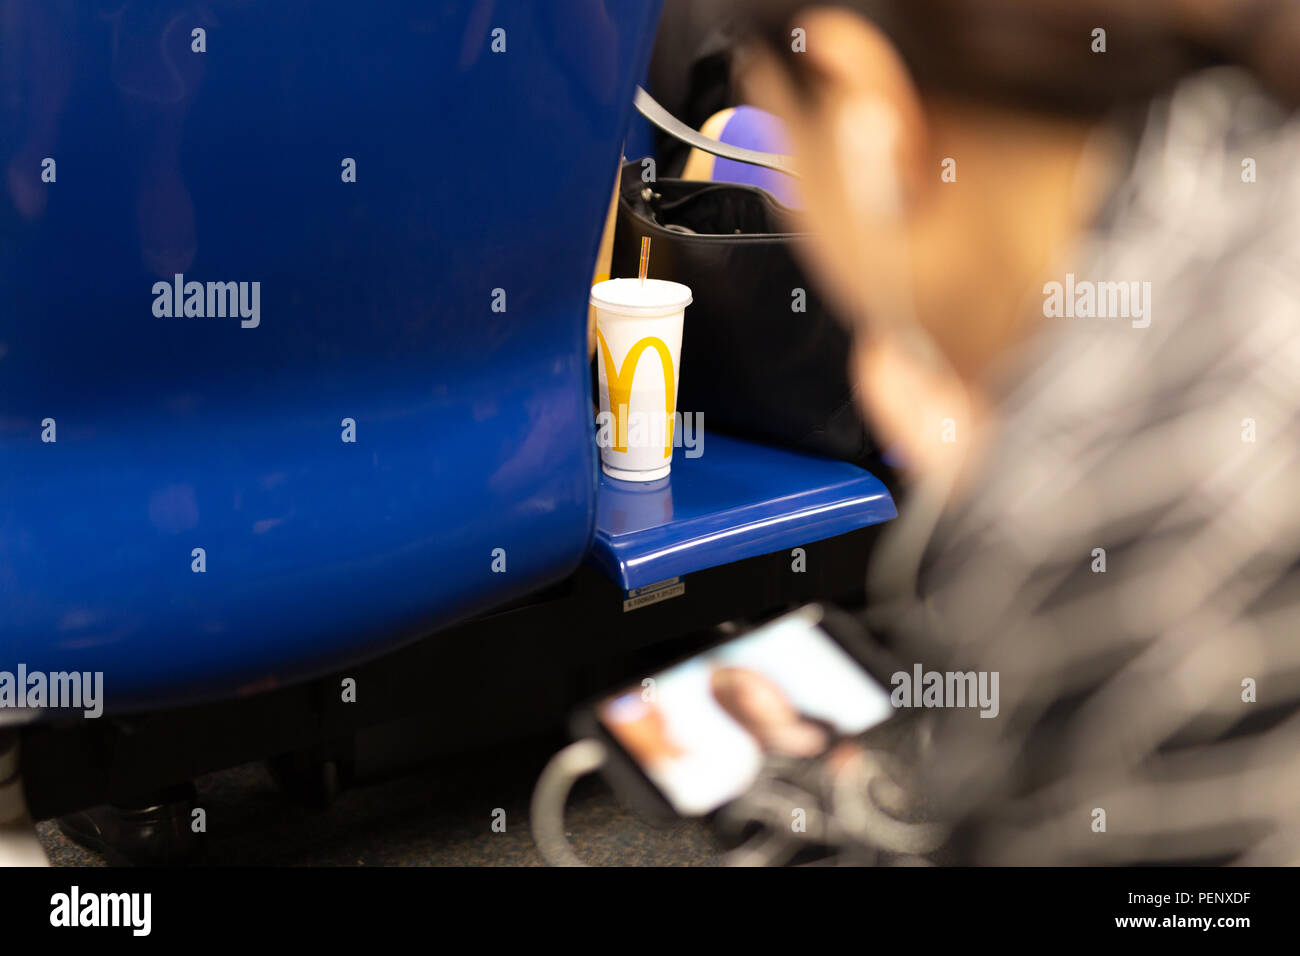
(633, 86), (799, 179)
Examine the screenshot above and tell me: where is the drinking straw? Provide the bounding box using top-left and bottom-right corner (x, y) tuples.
(638, 236), (651, 287)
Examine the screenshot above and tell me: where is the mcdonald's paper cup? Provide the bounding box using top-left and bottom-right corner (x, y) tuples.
(591, 278), (692, 482)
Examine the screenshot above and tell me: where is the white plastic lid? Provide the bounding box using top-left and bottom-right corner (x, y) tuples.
(590, 278), (692, 316)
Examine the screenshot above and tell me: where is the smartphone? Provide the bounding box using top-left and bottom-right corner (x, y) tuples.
(571, 604), (898, 819)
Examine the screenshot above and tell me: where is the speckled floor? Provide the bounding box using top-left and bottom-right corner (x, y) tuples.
(35, 739), (720, 867)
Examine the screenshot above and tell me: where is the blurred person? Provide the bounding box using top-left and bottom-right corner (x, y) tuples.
(727, 0), (1300, 864)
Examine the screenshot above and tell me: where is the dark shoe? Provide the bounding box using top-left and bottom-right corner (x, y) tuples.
(57, 781), (202, 866)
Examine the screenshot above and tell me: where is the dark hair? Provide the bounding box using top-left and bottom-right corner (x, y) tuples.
(737, 0), (1300, 115)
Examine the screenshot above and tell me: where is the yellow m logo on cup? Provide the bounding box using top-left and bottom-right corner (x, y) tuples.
(596, 329), (676, 458)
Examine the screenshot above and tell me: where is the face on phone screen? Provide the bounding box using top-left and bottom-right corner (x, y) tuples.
(596, 608), (894, 815)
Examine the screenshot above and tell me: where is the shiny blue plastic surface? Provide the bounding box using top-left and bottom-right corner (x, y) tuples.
(1, 1), (663, 713)
(590, 435), (897, 591)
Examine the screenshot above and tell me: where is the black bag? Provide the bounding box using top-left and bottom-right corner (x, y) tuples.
(611, 91), (874, 463)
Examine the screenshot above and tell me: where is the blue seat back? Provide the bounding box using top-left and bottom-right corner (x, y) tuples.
(0, 1), (663, 712)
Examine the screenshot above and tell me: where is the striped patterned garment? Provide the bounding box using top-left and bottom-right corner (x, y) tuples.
(863, 68), (1300, 865)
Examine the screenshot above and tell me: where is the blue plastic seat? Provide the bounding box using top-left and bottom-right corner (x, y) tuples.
(1, 1), (897, 725)
(0, 1), (664, 713)
(590, 435), (895, 593)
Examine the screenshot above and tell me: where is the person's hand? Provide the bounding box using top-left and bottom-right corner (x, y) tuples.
(853, 331), (983, 484)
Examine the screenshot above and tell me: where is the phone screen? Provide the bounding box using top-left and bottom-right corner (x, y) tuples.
(596, 607), (893, 815)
